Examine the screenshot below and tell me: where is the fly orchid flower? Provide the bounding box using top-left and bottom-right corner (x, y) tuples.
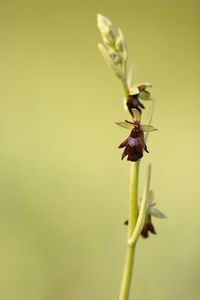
(140, 190), (166, 238)
(116, 109), (157, 162)
(125, 64), (153, 115)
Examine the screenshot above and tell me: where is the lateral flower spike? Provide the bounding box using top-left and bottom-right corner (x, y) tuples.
(128, 164), (151, 246)
(141, 190), (167, 238)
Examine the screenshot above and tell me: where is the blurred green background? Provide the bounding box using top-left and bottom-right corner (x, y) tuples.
(0, 0), (200, 299)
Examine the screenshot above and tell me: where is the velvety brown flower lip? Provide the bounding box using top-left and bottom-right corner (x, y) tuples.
(118, 120), (148, 162)
(126, 94), (145, 115)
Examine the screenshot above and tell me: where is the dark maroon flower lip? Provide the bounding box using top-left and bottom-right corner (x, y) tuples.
(116, 109), (157, 162)
(118, 121), (148, 162)
(126, 83), (152, 115)
(126, 94), (145, 115)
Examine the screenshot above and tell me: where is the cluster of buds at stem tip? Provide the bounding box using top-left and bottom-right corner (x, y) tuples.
(97, 14), (153, 115)
(116, 109), (157, 162)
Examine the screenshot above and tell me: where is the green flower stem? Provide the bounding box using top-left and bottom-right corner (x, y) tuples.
(121, 78), (129, 98)
(118, 161), (140, 300)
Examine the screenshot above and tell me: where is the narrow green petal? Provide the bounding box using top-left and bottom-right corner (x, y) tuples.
(144, 99), (155, 143)
(115, 121), (133, 130)
(140, 125), (158, 132)
(150, 207), (167, 219)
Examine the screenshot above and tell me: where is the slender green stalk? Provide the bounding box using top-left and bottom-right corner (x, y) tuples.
(118, 161), (139, 300)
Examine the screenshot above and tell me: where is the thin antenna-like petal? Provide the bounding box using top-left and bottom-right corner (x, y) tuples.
(144, 98), (155, 143)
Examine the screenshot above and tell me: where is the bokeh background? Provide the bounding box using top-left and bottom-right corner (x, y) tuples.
(0, 0), (200, 299)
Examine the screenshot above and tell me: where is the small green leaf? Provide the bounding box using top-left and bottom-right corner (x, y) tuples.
(115, 121), (133, 130)
(140, 125), (158, 132)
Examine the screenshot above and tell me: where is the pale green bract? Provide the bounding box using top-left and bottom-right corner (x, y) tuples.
(115, 122), (133, 130)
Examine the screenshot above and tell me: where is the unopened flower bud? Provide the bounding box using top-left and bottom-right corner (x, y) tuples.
(108, 49), (122, 65)
(102, 29), (116, 47)
(117, 28), (128, 61)
(97, 14), (112, 29)
(97, 14), (116, 47)
(115, 36), (123, 52)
